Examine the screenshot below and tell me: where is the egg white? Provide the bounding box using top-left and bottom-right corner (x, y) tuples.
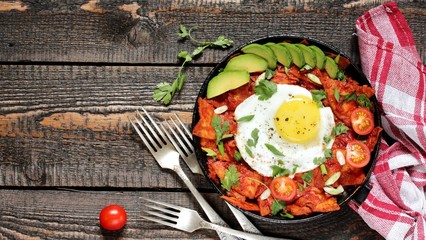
(234, 84), (335, 177)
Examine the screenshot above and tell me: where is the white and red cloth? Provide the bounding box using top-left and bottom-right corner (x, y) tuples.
(349, 2), (426, 240)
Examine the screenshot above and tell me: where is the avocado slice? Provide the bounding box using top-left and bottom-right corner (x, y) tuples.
(309, 45), (326, 70)
(265, 43), (293, 68)
(224, 53), (268, 73)
(295, 44), (316, 68)
(207, 70), (250, 99)
(241, 43), (277, 69)
(324, 56), (339, 79)
(279, 43), (305, 68)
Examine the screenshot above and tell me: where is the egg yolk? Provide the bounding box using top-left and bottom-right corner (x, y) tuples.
(274, 95), (320, 143)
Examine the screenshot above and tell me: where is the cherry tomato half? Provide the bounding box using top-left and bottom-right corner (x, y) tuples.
(269, 176), (297, 202)
(351, 108), (374, 135)
(346, 140), (371, 168)
(99, 204), (127, 231)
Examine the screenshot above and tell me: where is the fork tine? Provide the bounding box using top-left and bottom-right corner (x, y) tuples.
(161, 121), (189, 157)
(136, 110), (166, 147)
(141, 214), (177, 228)
(169, 114), (195, 152)
(173, 113), (194, 140)
(140, 197), (185, 211)
(143, 209), (178, 222)
(174, 113), (192, 136)
(132, 114), (163, 151)
(129, 118), (156, 153)
(144, 204), (179, 217)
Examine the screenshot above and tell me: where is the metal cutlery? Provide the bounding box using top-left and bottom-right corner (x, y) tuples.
(140, 198), (287, 240)
(161, 112), (262, 234)
(129, 109), (238, 240)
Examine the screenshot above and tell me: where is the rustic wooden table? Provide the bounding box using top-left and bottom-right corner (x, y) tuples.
(0, 1), (424, 239)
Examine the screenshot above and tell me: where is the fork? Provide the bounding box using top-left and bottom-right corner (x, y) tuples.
(140, 198), (288, 240)
(161, 113), (262, 234)
(129, 109), (238, 240)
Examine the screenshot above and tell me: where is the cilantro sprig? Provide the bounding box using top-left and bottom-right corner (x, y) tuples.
(221, 165), (240, 191)
(212, 116), (232, 156)
(153, 25), (233, 105)
(254, 80), (277, 100)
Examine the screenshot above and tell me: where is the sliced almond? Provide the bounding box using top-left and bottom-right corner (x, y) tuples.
(336, 150), (346, 165)
(214, 105), (228, 114)
(259, 188), (271, 200)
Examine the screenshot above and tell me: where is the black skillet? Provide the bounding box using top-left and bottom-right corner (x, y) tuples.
(191, 35), (381, 223)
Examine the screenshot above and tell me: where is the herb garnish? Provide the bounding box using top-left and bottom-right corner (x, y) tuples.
(254, 80), (277, 100)
(247, 128), (259, 147)
(221, 165), (240, 191)
(311, 89), (326, 107)
(271, 165), (290, 177)
(211, 115), (232, 156)
(202, 147), (217, 159)
(357, 94), (372, 109)
(153, 25), (233, 105)
(271, 199), (286, 215)
(332, 123), (349, 137)
(237, 115), (255, 123)
(265, 143), (285, 156)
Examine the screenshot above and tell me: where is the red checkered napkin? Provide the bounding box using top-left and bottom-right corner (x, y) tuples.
(349, 2), (426, 239)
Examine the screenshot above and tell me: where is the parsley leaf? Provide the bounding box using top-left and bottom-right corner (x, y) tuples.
(212, 116), (231, 156)
(357, 94), (372, 109)
(343, 91), (357, 102)
(265, 143), (285, 156)
(332, 123), (349, 137)
(221, 165), (240, 191)
(302, 170), (313, 183)
(271, 165), (290, 177)
(271, 199), (286, 215)
(323, 135), (332, 144)
(313, 156), (326, 165)
(324, 148), (333, 159)
(254, 80), (277, 100)
(237, 115), (255, 123)
(337, 71), (346, 81)
(153, 24), (233, 105)
(311, 89), (326, 107)
(264, 69), (275, 79)
(247, 128), (259, 147)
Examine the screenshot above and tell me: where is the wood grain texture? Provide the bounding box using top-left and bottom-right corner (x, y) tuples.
(0, 0), (424, 64)
(0, 65), (210, 187)
(0, 189), (382, 239)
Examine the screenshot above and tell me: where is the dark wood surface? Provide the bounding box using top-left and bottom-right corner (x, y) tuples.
(0, 1), (424, 239)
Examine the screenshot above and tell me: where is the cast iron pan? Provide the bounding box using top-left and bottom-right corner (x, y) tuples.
(191, 35), (382, 223)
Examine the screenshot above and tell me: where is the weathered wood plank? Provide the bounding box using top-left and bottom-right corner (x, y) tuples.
(0, 189), (383, 239)
(0, 0), (424, 63)
(0, 65), (210, 187)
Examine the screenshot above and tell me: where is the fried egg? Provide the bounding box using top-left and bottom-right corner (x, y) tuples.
(234, 83), (335, 177)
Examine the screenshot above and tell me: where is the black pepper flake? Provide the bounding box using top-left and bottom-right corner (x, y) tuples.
(285, 117), (289, 121)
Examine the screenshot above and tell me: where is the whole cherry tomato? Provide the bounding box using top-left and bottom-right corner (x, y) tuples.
(99, 204), (127, 231)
